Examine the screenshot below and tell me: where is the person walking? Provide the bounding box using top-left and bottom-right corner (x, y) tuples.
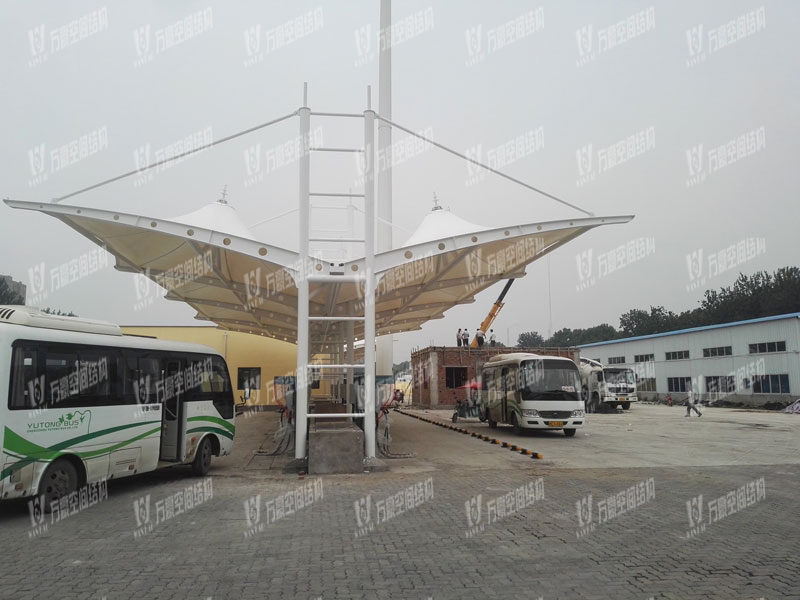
(685, 388), (702, 417)
(489, 329), (497, 346)
(461, 328), (470, 347)
(476, 328), (485, 347)
(456, 328), (462, 347)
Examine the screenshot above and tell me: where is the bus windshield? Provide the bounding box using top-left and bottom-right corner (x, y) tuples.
(519, 359), (581, 401)
(605, 369), (635, 385)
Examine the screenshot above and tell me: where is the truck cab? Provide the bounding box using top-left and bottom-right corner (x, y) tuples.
(579, 357), (637, 412)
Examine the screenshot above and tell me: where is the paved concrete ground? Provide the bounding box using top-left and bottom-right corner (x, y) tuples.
(0, 406), (798, 599)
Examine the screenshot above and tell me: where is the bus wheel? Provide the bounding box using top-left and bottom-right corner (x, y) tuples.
(39, 459), (78, 510)
(564, 428), (577, 437)
(511, 414), (522, 436)
(192, 437), (214, 476)
(622, 402), (631, 410)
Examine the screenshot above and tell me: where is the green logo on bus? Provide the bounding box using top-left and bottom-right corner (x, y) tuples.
(27, 410), (92, 433)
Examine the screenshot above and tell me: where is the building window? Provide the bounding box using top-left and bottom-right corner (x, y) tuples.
(706, 376), (735, 395)
(702, 346), (732, 358)
(752, 374), (790, 394)
(667, 377), (692, 392)
(634, 354), (654, 363)
(665, 350), (690, 361)
(607, 356), (625, 364)
(637, 378), (656, 392)
(445, 366), (468, 389)
(237, 367), (261, 390)
(748, 341), (787, 354)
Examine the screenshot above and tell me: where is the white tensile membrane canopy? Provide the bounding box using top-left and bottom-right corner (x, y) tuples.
(4, 198), (633, 344)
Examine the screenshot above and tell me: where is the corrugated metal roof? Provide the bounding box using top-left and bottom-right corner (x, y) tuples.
(578, 312), (800, 348)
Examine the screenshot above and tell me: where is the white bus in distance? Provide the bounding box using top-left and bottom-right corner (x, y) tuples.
(0, 306), (235, 508)
(482, 353), (585, 437)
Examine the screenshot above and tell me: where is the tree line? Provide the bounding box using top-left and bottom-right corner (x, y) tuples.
(517, 266), (800, 348)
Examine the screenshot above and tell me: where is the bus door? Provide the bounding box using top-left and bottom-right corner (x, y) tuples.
(501, 367), (509, 423)
(160, 358), (185, 461)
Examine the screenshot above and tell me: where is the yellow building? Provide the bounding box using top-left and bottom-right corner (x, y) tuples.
(121, 326), (297, 407)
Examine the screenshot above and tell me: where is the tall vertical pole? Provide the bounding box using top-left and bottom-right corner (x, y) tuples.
(296, 83), (311, 460)
(376, 0), (393, 382)
(346, 320), (354, 407)
(364, 100), (377, 460)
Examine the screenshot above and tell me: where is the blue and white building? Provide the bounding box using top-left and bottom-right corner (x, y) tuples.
(578, 313), (800, 407)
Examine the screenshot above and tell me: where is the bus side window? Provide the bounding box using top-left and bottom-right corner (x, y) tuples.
(137, 354), (163, 404)
(44, 347), (79, 408)
(9, 343), (39, 409)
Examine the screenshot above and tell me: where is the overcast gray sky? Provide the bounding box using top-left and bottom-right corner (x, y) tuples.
(2, 0), (798, 362)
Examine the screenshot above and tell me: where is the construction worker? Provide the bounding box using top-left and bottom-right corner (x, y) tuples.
(461, 328), (469, 346)
(476, 328), (485, 347)
(456, 328), (462, 347)
(489, 329), (497, 346)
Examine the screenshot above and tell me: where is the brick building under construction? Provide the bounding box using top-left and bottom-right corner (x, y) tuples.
(410, 346), (580, 408)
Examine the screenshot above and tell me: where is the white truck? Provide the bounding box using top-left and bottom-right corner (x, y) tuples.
(579, 357), (637, 412)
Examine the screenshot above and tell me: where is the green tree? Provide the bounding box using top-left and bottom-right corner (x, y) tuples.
(517, 331), (545, 347)
(0, 279), (24, 305)
(42, 307), (78, 317)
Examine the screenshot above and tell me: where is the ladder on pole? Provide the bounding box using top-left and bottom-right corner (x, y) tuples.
(295, 83), (377, 461)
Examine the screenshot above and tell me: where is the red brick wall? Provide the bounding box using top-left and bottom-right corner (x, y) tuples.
(410, 346), (579, 408)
